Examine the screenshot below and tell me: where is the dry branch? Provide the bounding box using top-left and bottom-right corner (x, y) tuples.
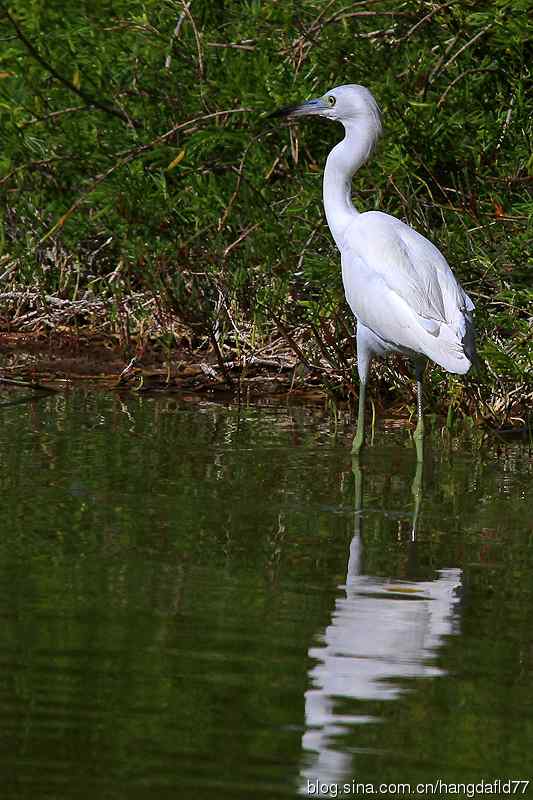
(180, 1), (204, 79)
(439, 24), (492, 76)
(165, 0), (192, 69)
(395, 1), (458, 43)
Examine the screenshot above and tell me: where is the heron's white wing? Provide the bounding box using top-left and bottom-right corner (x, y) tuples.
(342, 211), (473, 329)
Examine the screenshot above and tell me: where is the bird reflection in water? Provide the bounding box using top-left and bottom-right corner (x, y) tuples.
(300, 459), (462, 794)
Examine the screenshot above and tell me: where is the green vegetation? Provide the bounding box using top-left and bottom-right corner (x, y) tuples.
(0, 1), (531, 425)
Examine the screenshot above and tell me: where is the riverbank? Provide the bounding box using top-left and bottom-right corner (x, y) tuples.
(1, 301), (530, 433)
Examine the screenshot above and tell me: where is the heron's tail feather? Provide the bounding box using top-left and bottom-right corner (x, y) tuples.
(421, 315), (476, 375)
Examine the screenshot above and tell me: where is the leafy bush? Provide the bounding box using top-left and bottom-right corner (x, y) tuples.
(0, 0), (531, 420)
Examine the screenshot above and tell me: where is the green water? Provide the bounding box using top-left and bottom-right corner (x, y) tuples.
(0, 391), (531, 799)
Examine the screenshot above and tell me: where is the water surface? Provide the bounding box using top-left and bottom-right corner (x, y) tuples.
(0, 392), (531, 798)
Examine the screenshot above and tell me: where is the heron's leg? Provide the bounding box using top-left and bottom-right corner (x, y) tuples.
(352, 325), (371, 457)
(369, 398), (376, 446)
(352, 380), (366, 456)
(346, 454), (364, 580)
(413, 361), (425, 462)
(410, 458), (423, 540)
(352, 455), (363, 517)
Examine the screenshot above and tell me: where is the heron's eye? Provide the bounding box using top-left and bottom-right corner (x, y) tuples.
(327, 95), (336, 107)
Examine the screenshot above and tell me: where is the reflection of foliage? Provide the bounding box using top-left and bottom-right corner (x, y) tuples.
(0, 1), (531, 418)
(1, 393), (531, 790)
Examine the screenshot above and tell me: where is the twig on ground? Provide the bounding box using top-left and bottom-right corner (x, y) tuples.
(267, 311), (312, 369)
(209, 329), (233, 388)
(310, 322), (340, 371)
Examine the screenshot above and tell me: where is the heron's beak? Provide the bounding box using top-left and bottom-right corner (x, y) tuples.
(268, 97), (327, 119)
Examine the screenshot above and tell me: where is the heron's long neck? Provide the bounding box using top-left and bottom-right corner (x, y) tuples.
(323, 121), (375, 248)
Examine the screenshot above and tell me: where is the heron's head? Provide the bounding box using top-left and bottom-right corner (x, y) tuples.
(270, 84), (382, 136)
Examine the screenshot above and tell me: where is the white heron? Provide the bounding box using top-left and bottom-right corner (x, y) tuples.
(271, 85), (476, 459)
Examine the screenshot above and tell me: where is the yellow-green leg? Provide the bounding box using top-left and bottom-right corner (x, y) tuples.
(351, 381), (366, 456)
(413, 367), (425, 463)
(410, 457), (423, 540)
(352, 454), (363, 515)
